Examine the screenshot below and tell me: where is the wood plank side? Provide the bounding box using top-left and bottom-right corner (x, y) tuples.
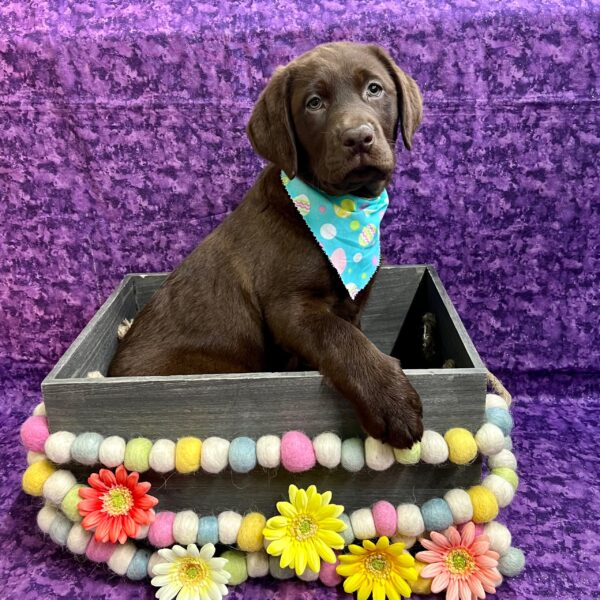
(426, 266), (485, 369)
(361, 265), (425, 354)
(43, 370), (486, 439)
(69, 460), (482, 515)
(46, 277), (137, 380)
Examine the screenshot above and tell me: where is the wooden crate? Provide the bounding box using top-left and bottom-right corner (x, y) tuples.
(42, 264), (487, 515)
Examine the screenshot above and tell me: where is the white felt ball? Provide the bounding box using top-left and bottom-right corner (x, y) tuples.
(149, 439), (176, 473)
(218, 511), (243, 545)
(475, 423), (505, 455)
(201, 437), (230, 474)
(27, 451), (46, 465)
(33, 403), (47, 416)
(45, 431), (76, 464)
(365, 437), (395, 471)
(43, 470), (77, 505)
(173, 510), (199, 545)
(147, 552), (169, 577)
(269, 556), (295, 579)
(484, 522), (512, 555)
(298, 567), (320, 582)
(444, 489), (474, 524)
(396, 504), (425, 537)
(483, 474), (516, 508)
(67, 523), (92, 554)
(391, 534), (416, 549)
(108, 542), (137, 575)
(420, 430), (449, 464)
(246, 551), (270, 578)
(313, 432), (342, 468)
(256, 435), (281, 468)
(488, 449), (518, 471)
(350, 508), (377, 539)
(37, 504), (58, 534)
(135, 524), (150, 540)
(99, 436), (126, 468)
(486, 393), (509, 411)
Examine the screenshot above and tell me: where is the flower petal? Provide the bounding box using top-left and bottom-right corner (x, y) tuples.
(431, 570), (450, 593)
(461, 522), (476, 547)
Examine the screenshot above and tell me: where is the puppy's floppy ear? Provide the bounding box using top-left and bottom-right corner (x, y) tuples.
(247, 66), (298, 178)
(368, 45), (423, 150)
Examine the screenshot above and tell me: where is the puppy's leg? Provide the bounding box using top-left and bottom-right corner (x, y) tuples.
(266, 298), (423, 448)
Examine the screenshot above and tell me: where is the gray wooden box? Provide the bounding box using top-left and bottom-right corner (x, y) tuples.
(42, 265), (487, 515)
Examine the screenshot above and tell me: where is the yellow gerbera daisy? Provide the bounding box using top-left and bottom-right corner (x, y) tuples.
(150, 543), (230, 600)
(337, 537), (418, 600)
(262, 484), (346, 576)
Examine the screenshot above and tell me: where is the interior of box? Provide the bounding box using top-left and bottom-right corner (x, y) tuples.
(52, 265), (481, 379)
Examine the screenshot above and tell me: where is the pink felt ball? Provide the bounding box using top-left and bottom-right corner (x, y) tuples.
(319, 556), (342, 587)
(148, 512), (176, 548)
(372, 500), (397, 537)
(20, 415), (50, 453)
(280, 431), (316, 473)
(86, 538), (116, 563)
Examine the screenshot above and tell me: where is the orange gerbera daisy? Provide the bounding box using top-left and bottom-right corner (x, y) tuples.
(78, 464), (158, 544)
(416, 522), (502, 600)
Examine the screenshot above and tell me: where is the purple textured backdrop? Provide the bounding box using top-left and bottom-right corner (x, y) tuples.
(1, 1), (599, 599)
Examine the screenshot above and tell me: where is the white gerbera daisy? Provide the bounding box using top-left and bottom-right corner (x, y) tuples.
(151, 543), (231, 600)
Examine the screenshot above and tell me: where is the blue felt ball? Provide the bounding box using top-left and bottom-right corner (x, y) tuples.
(71, 432), (104, 465)
(197, 516), (219, 545)
(341, 438), (365, 472)
(127, 548), (151, 580)
(49, 512), (71, 546)
(498, 547), (526, 577)
(421, 498), (454, 531)
(485, 408), (514, 436)
(229, 437), (257, 473)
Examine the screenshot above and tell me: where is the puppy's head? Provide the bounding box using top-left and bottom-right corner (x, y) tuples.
(247, 42), (422, 197)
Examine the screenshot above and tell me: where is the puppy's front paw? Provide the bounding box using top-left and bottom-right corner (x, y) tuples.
(357, 369), (424, 450)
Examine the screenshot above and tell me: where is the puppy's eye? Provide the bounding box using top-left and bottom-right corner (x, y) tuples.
(306, 96), (323, 110)
(367, 82), (383, 97)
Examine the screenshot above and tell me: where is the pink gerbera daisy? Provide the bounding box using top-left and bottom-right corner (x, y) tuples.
(415, 521), (502, 600)
(78, 464), (158, 544)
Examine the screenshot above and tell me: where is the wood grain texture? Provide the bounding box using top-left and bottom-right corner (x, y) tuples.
(44, 369), (486, 438)
(42, 264), (486, 512)
(69, 459), (483, 515)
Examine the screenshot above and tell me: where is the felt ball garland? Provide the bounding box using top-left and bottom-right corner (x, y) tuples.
(21, 377), (525, 595)
(29, 405), (514, 476)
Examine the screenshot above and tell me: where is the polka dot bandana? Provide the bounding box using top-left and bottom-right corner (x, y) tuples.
(281, 170), (389, 299)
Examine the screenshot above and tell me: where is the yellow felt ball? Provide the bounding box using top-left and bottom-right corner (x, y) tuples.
(411, 560), (432, 594)
(124, 437), (153, 473)
(237, 512), (267, 552)
(467, 486), (499, 523)
(444, 428), (478, 465)
(61, 484), (86, 522)
(22, 459), (56, 496)
(176, 437), (202, 474)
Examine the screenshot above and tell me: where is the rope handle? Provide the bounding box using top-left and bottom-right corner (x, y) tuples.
(486, 370), (512, 407)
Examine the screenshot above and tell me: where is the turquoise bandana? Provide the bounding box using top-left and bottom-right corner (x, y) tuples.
(281, 170), (389, 300)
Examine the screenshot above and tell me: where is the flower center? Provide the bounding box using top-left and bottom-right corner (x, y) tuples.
(365, 553), (391, 578)
(291, 515), (317, 541)
(102, 486), (133, 516)
(177, 558), (208, 586)
(446, 549), (475, 575)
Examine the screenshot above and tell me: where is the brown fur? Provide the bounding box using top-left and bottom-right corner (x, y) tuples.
(108, 42), (424, 448)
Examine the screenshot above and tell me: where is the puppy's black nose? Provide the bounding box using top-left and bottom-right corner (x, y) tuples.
(342, 124), (374, 152)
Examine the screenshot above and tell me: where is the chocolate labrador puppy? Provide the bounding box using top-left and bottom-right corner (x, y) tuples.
(108, 42), (424, 448)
